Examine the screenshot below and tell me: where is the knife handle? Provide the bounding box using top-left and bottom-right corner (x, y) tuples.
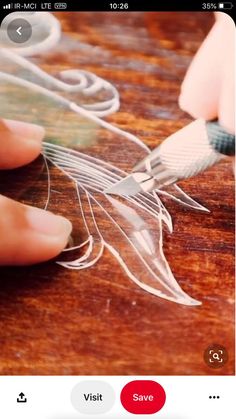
(206, 121), (235, 156)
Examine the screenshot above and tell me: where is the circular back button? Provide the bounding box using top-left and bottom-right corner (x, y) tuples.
(7, 18), (32, 44)
(121, 380), (166, 414)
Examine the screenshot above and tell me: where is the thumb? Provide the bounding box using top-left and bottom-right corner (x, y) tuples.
(0, 194), (72, 265)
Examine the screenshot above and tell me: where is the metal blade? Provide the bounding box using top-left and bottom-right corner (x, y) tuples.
(105, 174), (143, 196)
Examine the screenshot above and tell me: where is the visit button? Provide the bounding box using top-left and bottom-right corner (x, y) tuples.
(120, 380), (166, 414)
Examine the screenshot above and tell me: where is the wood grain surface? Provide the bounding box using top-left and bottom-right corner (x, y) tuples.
(0, 12), (234, 375)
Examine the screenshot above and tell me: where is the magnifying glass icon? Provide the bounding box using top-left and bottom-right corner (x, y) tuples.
(212, 352), (220, 361)
(204, 345), (228, 367)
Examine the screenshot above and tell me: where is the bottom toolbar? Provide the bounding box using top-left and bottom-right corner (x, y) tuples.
(0, 376), (234, 418)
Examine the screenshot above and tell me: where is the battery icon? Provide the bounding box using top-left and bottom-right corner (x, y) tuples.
(218, 2), (233, 9)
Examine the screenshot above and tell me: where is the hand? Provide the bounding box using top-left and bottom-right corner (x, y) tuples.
(0, 119), (72, 266)
(179, 12), (235, 134)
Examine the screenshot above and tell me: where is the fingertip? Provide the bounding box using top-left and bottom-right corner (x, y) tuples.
(4, 119), (45, 143)
(178, 15), (231, 122)
(0, 119), (45, 169)
(178, 90), (217, 121)
(215, 11), (236, 27)
(0, 195), (73, 265)
(17, 206), (73, 265)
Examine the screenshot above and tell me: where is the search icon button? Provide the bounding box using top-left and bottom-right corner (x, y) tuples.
(204, 344), (228, 368)
(212, 352), (221, 361)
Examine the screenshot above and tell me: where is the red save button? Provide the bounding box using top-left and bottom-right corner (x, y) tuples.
(120, 380), (166, 414)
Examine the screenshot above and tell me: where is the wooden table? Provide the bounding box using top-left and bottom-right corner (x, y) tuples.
(0, 12), (234, 375)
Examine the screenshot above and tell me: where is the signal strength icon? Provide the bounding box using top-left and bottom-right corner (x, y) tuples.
(3, 4), (12, 9)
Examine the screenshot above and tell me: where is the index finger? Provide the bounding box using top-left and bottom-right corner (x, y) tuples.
(0, 119), (44, 169)
(179, 13), (235, 133)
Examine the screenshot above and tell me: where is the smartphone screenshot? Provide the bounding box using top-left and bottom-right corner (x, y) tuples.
(0, 1), (235, 418)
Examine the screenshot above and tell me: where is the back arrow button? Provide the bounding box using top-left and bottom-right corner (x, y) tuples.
(16, 26), (22, 36)
(7, 18), (32, 44)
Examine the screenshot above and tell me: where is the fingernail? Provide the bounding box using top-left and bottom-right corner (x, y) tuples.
(4, 119), (45, 143)
(26, 207), (72, 239)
